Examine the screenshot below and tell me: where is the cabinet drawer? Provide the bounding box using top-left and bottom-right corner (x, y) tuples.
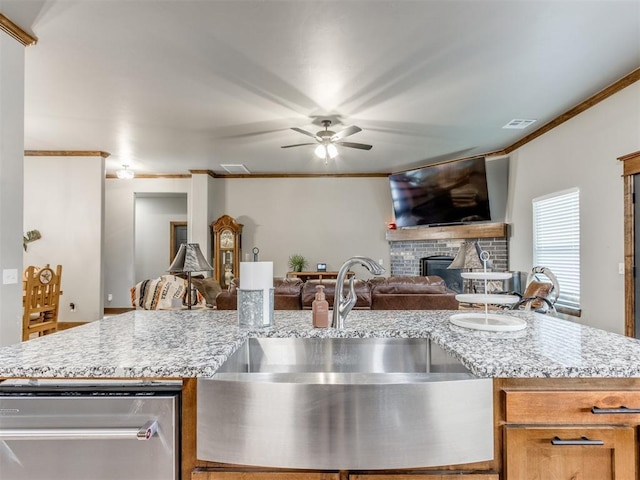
(504, 390), (640, 424)
(192, 472), (340, 480)
(350, 476), (498, 480)
(504, 426), (635, 480)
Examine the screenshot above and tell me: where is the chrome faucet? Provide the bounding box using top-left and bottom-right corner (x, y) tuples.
(332, 256), (385, 329)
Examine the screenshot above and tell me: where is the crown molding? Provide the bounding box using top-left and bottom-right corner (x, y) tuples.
(25, 150), (110, 158)
(214, 172), (390, 179)
(0, 14), (37, 46)
(105, 173), (192, 179)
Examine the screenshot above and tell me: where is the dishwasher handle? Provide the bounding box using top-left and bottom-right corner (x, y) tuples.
(0, 420), (158, 441)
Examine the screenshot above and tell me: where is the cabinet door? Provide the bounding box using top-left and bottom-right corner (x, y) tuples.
(505, 426), (635, 480)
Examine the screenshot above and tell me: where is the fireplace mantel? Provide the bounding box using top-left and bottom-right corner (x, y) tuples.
(385, 222), (509, 242)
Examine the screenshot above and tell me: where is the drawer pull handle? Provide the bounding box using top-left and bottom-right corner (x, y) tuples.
(0, 420), (158, 441)
(591, 405), (640, 414)
(551, 436), (604, 446)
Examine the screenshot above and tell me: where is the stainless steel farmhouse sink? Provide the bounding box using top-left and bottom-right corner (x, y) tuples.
(197, 337), (492, 470)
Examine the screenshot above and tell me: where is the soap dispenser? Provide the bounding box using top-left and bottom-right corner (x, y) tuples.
(312, 284), (329, 328)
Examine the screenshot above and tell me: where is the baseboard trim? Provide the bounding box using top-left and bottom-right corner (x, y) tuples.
(57, 322), (88, 331)
(104, 307), (135, 315)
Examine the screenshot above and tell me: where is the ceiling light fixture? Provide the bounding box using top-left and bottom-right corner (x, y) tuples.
(116, 165), (134, 179)
(314, 143), (339, 160)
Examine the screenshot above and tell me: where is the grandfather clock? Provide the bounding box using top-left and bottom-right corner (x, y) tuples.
(212, 215), (243, 290)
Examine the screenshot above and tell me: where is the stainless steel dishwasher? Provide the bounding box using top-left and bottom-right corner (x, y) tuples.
(0, 379), (181, 480)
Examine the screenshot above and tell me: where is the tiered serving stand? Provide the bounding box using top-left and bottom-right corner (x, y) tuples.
(449, 251), (527, 332)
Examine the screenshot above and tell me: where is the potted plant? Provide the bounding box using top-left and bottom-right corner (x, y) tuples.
(288, 254), (308, 272)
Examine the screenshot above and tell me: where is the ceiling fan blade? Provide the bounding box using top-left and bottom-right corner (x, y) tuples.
(291, 127), (321, 141)
(330, 125), (362, 142)
(281, 143), (316, 148)
(336, 141), (373, 151)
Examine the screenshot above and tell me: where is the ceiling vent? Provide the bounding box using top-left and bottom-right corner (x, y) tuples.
(503, 119), (537, 129)
(221, 164), (250, 174)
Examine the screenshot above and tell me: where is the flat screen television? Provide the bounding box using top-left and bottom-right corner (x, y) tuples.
(389, 156), (491, 227)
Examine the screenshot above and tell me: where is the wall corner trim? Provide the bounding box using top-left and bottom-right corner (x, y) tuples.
(0, 14), (37, 46)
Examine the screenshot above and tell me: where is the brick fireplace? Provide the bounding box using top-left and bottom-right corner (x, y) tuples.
(389, 237), (508, 276)
(386, 222), (510, 292)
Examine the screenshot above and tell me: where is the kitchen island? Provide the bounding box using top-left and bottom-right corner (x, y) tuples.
(2, 309), (640, 479)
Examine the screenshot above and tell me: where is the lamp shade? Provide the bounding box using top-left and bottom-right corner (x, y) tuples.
(448, 241), (484, 270)
(168, 243), (213, 273)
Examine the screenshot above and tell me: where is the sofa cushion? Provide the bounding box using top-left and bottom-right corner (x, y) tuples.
(131, 274), (205, 310)
(274, 277), (304, 295)
(301, 279), (372, 309)
(190, 277), (222, 306)
(368, 275), (449, 294)
(372, 293), (459, 310)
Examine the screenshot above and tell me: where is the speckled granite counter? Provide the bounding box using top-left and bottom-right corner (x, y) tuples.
(1, 309), (639, 379)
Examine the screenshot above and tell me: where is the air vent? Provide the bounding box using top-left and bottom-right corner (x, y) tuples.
(503, 119), (537, 129)
(221, 164), (250, 174)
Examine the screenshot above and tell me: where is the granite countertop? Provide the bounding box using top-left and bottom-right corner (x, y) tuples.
(1, 309), (640, 379)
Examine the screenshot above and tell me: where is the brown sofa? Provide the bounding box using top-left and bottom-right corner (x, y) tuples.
(216, 277), (304, 310)
(215, 275), (458, 311)
(301, 279), (372, 310)
(369, 276), (459, 310)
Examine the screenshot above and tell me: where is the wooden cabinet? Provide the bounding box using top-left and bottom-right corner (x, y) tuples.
(350, 475), (498, 480)
(505, 426), (635, 479)
(501, 385), (640, 480)
(192, 472), (339, 480)
(212, 215), (243, 290)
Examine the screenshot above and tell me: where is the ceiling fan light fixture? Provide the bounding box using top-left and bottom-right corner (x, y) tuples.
(116, 164), (134, 179)
(326, 143), (338, 159)
(283, 119), (370, 157)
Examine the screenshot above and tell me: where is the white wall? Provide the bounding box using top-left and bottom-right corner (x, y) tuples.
(0, 33), (25, 346)
(104, 177), (191, 307)
(215, 177), (393, 277)
(508, 82), (640, 334)
(23, 155), (105, 323)
(189, 173), (213, 258)
(135, 194), (188, 282)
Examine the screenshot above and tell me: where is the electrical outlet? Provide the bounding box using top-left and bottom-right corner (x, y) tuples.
(107, 293), (113, 302)
(378, 259), (384, 266)
(69, 302), (76, 312)
(2, 269), (18, 285)
(619, 263), (625, 275)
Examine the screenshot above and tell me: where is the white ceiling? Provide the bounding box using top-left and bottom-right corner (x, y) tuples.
(2, 0), (639, 176)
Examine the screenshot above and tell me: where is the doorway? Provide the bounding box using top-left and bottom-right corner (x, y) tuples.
(134, 193), (188, 283)
(620, 151), (640, 338)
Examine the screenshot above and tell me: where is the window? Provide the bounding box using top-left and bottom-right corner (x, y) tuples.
(532, 188), (580, 311)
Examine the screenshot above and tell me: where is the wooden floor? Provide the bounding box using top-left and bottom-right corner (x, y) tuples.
(57, 322), (88, 331)
(56, 308), (135, 332)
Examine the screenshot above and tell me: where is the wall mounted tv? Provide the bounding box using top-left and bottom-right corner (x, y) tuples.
(389, 156), (491, 228)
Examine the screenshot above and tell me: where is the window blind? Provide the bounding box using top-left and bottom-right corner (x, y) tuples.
(532, 188), (580, 310)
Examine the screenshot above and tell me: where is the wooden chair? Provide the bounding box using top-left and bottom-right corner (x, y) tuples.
(22, 264), (63, 341)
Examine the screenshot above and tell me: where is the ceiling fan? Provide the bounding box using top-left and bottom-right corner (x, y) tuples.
(281, 120), (373, 161)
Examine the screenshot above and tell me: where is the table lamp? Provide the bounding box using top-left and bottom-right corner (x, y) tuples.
(168, 243), (213, 309)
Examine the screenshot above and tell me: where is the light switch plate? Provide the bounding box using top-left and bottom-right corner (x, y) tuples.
(2, 269), (18, 284)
